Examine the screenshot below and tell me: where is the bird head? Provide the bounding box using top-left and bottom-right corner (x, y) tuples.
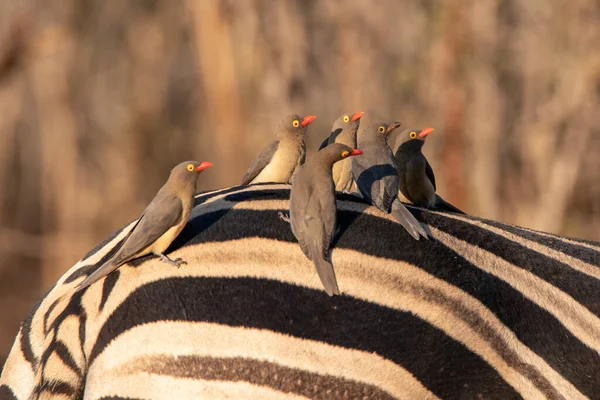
(319, 143), (363, 166)
(358, 121), (402, 145)
(330, 111), (364, 141)
(389, 127), (434, 153)
(281, 113), (317, 138)
(170, 160), (213, 191)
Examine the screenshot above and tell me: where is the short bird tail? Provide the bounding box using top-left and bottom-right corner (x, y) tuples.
(391, 200), (428, 240)
(313, 253), (341, 296)
(435, 194), (466, 214)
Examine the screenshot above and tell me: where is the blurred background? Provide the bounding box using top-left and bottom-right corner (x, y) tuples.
(1, 0), (600, 368)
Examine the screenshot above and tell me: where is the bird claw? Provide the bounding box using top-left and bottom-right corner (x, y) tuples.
(159, 254), (187, 268)
(278, 211), (291, 223)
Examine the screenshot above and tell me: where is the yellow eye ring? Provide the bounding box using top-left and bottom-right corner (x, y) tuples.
(187, 164), (194, 172)
(292, 120), (300, 127)
(378, 126), (385, 133)
(343, 115), (350, 123)
(341, 151), (350, 158)
(410, 131), (417, 138)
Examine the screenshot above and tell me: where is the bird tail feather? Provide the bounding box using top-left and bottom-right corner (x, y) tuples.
(313, 252), (341, 296)
(435, 195), (466, 214)
(74, 259), (118, 292)
(391, 200), (428, 240)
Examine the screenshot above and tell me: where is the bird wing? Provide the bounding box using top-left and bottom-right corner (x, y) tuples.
(240, 140), (280, 185)
(290, 178), (339, 296)
(353, 145), (399, 212)
(318, 136), (330, 151)
(435, 194), (466, 214)
(395, 151), (412, 203)
(425, 158), (436, 191)
(112, 192), (184, 265)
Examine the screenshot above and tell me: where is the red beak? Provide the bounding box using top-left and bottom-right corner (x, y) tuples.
(351, 111), (365, 122)
(301, 115), (317, 126)
(349, 149), (363, 156)
(419, 127), (434, 138)
(197, 161), (213, 172)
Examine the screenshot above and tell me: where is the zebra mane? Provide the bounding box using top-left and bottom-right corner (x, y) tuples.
(1, 184), (599, 399)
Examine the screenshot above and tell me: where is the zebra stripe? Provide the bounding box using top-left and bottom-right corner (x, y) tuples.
(1, 184), (599, 399)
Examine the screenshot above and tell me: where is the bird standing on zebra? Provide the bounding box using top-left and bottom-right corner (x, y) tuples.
(389, 127), (465, 214)
(240, 113), (316, 185)
(74, 160), (213, 292)
(281, 143), (363, 296)
(352, 121), (428, 240)
(317, 111), (364, 192)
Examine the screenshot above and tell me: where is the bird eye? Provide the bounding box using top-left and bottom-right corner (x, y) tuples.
(341, 151), (350, 158)
(410, 131), (417, 138)
(186, 164), (194, 172)
(378, 126), (385, 133)
(343, 115), (350, 123)
(292, 120), (300, 127)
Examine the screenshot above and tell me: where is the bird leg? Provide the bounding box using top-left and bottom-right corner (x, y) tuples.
(158, 253), (187, 268)
(278, 211), (291, 223)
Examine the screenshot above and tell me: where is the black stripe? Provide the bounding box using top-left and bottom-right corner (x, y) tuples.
(34, 379), (76, 396)
(223, 188), (290, 203)
(482, 219), (600, 266)
(20, 297), (42, 370)
(43, 299), (59, 334)
(53, 340), (81, 375)
(90, 277), (520, 399)
(137, 355), (396, 399)
(0, 385), (18, 400)
(99, 269), (121, 311)
(429, 213), (600, 315)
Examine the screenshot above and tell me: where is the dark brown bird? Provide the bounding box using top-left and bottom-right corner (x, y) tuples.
(241, 114), (316, 185)
(283, 143), (363, 296)
(390, 127), (465, 214)
(317, 111), (364, 192)
(352, 122), (428, 240)
(75, 160), (213, 291)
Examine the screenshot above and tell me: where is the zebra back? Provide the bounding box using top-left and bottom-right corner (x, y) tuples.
(1, 184), (599, 399)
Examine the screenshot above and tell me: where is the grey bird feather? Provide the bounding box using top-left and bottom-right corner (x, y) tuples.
(317, 111), (364, 192)
(391, 127), (465, 214)
(352, 122), (428, 240)
(287, 143), (363, 296)
(74, 160), (213, 292)
(241, 114), (315, 185)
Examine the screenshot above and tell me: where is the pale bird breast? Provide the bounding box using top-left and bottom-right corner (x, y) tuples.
(253, 140), (304, 183)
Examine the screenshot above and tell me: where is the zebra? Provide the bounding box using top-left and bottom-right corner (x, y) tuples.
(1, 183), (599, 399)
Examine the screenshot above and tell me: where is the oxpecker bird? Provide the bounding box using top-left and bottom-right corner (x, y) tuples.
(75, 160), (213, 291)
(241, 114), (316, 185)
(390, 127), (465, 214)
(352, 122), (428, 240)
(283, 143), (363, 296)
(318, 111), (364, 192)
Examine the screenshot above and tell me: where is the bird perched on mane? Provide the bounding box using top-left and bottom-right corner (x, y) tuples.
(240, 114), (316, 185)
(352, 122), (428, 240)
(75, 160), (213, 292)
(389, 127), (465, 214)
(317, 111), (364, 192)
(282, 143), (363, 296)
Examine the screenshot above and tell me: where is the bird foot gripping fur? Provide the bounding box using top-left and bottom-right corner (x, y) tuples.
(278, 211), (291, 223)
(159, 253), (187, 268)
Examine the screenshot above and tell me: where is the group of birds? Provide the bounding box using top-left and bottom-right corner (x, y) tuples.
(74, 112), (464, 297)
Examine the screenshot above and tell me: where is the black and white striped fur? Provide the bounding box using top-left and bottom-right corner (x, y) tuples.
(1, 184), (599, 399)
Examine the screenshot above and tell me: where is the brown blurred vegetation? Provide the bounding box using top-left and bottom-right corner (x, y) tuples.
(1, 0), (600, 367)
